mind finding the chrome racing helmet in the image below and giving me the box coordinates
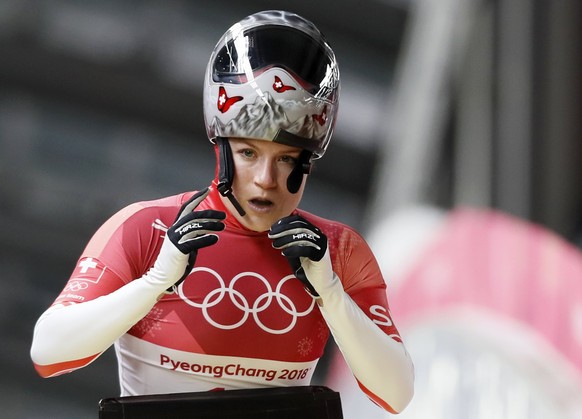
[203,10,340,159]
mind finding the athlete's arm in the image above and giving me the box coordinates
[31,270,174,377]
[31,189,225,377]
[316,277,414,414]
[269,215,414,414]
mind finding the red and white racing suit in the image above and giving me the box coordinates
[31,186,413,413]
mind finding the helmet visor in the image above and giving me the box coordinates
[212,25,337,94]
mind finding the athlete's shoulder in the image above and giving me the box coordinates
[295,209,359,237]
[294,208,370,255]
[111,192,192,224]
[295,209,381,292]
[82,191,197,264]
[88,192,193,243]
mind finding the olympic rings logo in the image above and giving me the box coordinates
[63,281,88,292]
[177,267,315,335]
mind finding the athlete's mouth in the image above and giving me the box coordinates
[248,198,274,210]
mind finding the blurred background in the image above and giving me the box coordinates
[1,0,581,418]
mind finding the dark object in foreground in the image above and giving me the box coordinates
[98,385,343,418]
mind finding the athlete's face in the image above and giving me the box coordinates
[224,138,306,232]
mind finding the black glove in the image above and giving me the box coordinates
[165,188,226,288]
[268,215,328,297]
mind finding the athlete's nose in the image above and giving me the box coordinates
[254,158,278,189]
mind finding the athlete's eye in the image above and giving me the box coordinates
[279,155,298,165]
[239,149,256,159]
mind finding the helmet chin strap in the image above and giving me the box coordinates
[216,138,312,217]
[216,137,246,217]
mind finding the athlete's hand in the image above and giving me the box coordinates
[150,188,225,292]
[268,215,333,297]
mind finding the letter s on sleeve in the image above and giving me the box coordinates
[369,305,393,327]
